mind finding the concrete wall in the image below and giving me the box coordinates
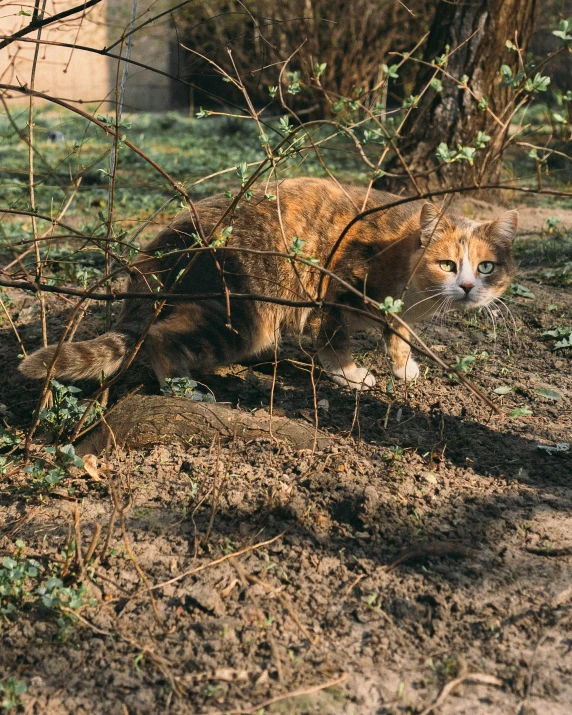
[0,0,183,111]
[0,1,112,107]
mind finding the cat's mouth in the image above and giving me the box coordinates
[453,293,484,308]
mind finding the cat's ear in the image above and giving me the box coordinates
[486,210,518,246]
[419,203,451,247]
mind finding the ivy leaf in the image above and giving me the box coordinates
[554,335,572,350]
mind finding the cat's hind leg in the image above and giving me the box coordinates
[145,300,273,387]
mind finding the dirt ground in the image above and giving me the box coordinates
[1,199,571,715]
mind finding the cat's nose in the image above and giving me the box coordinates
[460,282,474,294]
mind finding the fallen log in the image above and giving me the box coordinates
[77,394,331,454]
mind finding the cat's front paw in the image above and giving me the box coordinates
[331,365,376,391]
[392,357,420,382]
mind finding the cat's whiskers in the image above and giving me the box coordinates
[493,297,518,334]
[488,298,515,350]
[437,297,453,327]
[483,302,497,345]
[429,295,451,327]
[403,289,448,318]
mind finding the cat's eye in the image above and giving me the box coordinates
[478,261,495,274]
[439,260,456,273]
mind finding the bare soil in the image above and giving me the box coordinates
[1,206,571,715]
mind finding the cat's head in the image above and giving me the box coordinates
[411,204,517,309]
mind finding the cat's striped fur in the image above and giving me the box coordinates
[20,178,517,390]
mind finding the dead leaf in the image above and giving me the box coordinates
[83,454,100,481]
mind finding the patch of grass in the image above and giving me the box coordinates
[514,230,572,268]
[0,540,94,638]
[0,108,369,260]
[0,677,27,711]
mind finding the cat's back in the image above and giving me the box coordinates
[146,179,420,271]
[189,178,416,248]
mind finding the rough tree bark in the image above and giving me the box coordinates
[383,0,538,193]
[77,395,331,454]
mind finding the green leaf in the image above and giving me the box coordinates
[378,296,403,314]
[510,405,533,418]
[236,162,249,185]
[510,283,535,299]
[543,327,571,338]
[455,145,476,164]
[532,73,551,92]
[435,142,454,163]
[278,116,291,134]
[382,64,399,80]
[553,19,572,42]
[430,77,443,93]
[554,335,572,350]
[473,131,491,148]
[494,385,513,395]
[286,70,301,94]
[534,388,562,401]
[290,236,305,255]
[433,53,448,67]
[402,94,419,109]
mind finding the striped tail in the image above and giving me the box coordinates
[19,331,134,382]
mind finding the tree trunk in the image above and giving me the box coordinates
[382,0,538,193]
[77,395,331,455]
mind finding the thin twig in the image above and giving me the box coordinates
[419,672,503,715]
[145,532,286,593]
[227,672,348,714]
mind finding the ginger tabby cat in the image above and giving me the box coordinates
[20,178,517,390]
